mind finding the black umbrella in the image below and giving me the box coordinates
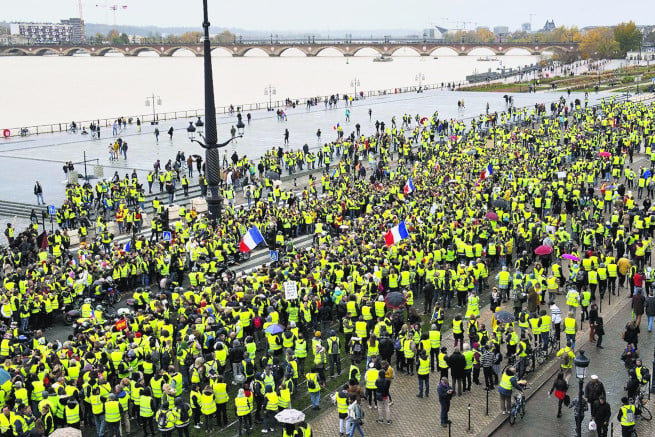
[265,170,280,180]
[384,291,406,309]
[494,310,515,324]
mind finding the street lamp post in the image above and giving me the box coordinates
[145,93,162,125]
[264,85,276,111]
[194,0,242,222]
[351,78,360,99]
[415,73,425,92]
[574,351,590,437]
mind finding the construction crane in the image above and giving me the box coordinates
[76,0,86,41]
[96,3,128,28]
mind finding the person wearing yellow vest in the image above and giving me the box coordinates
[563,311,578,350]
[416,350,431,398]
[498,367,522,415]
[452,315,465,351]
[104,393,123,437]
[364,362,379,409]
[155,402,176,437]
[306,367,323,410]
[262,385,278,433]
[335,386,349,435]
[200,386,216,431]
[234,388,251,436]
[403,332,417,376]
[617,396,638,436]
[64,399,81,429]
[566,288,580,315]
[429,324,441,372]
[140,387,156,436]
[173,397,191,437]
[556,341,576,383]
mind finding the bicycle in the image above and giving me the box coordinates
[548,332,561,356]
[508,382,529,425]
[632,388,652,421]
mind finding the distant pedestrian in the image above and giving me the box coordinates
[136,118,141,133]
[645,291,655,332]
[168,126,174,141]
[34,181,44,205]
[437,377,453,427]
[375,369,391,425]
[154,128,160,143]
[284,128,289,145]
[346,395,364,437]
[548,372,568,418]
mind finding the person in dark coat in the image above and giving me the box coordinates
[593,396,611,437]
[437,377,454,427]
[632,290,646,326]
[548,372,569,417]
[447,350,466,396]
[583,375,606,417]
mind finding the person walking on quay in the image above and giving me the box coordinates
[375,369,391,425]
[593,396,611,437]
[645,290,655,332]
[498,367,522,415]
[632,289,646,326]
[584,375,606,417]
[437,377,453,427]
[346,395,364,437]
[617,396,639,437]
[284,128,289,145]
[556,341,576,383]
[448,348,466,396]
[548,372,569,418]
[154,128,160,144]
[168,126,174,142]
[480,344,495,390]
[416,349,430,398]
[33,181,44,205]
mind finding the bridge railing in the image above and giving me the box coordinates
[1,81,470,138]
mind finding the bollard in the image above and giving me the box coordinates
[448,420,451,437]
[610,421,613,436]
[468,403,471,432]
[486,388,489,416]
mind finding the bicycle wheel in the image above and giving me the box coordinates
[508,407,516,425]
[536,352,546,365]
[640,405,652,421]
[519,403,525,418]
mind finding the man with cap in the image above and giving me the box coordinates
[584,375,606,417]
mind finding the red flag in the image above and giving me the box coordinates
[115,319,127,331]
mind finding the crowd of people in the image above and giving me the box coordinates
[0,92,653,437]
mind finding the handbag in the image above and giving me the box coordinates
[563,394,571,406]
[588,419,597,431]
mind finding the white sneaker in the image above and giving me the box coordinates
[261,430,268,434]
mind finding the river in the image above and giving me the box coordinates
[0,48,541,128]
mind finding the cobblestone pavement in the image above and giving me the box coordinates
[310,279,647,437]
[493,298,654,437]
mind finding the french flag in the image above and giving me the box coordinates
[239,226,265,253]
[384,221,410,247]
[403,177,415,194]
[479,163,493,180]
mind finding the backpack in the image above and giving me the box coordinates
[560,352,570,367]
[353,342,363,354]
[393,339,401,350]
[625,406,635,423]
[178,403,190,422]
[253,317,263,329]
[157,411,169,428]
[307,379,317,390]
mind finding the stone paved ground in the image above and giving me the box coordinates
[493,298,654,437]
[310,283,637,437]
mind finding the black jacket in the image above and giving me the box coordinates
[448,352,466,378]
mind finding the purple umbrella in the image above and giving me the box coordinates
[562,254,580,262]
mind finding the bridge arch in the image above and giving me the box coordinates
[133,46,162,56]
[63,47,91,56]
[278,47,307,57]
[35,47,58,56]
[239,47,270,57]
[430,46,459,56]
[4,47,29,56]
[350,46,382,57]
[314,46,346,56]
[211,46,234,56]
[389,46,421,56]
[467,47,497,56]
[164,47,197,57]
[503,47,532,56]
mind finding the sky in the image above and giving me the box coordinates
[1,0,651,32]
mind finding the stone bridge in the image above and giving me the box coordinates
[0,41,578,57]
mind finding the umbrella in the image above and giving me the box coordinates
[494,310,515,324]
[50,428,82,437]
[420,117,428,125]
[384,291,406,309]
[0,369,9,385]
[598,151,611,157]
[562,254,580,262]
[492,199,509,209]
[534,245,553,255]
[485,211,499,221]
[265,170,281,180]
[275,408,305,425]
[264,324,285,335]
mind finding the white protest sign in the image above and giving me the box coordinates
[284,281,298,300]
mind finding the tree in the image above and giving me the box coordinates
[214,30,236,44]
[579,27,620,59]
[613,21,642,56]
[94,32,104,43]
[178,31,202,44]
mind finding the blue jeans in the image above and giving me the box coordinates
[95,414,105,437]
[648,315,654,332]
[440,400,450,424]
[566,333,576,350]
[348,419,364,437]
[310,392,320,407]
[418,375,429,396]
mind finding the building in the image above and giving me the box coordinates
[9,19,85,43]
[60,18,85,42]
[521,22,532,32]
[422,26,448,40]
[128,34,146,44]
[543,20,556,32]
[493,26,509,36]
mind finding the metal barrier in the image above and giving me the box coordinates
[2,81,469,138]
